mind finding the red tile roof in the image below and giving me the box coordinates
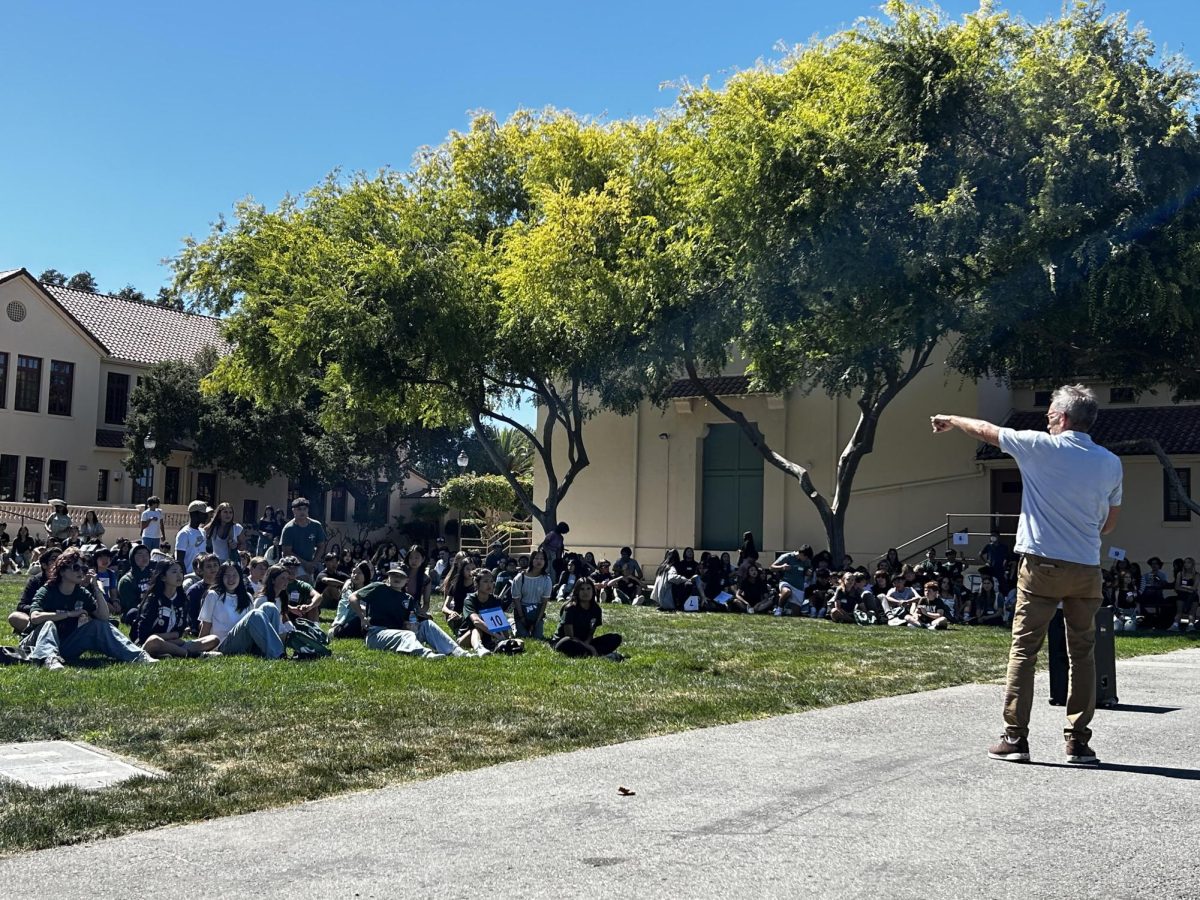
[662,375,764,399]
[978,406,1200,459]
[42,283,226,366]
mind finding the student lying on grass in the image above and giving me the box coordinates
[551,578,624,660]
[351,563,469,659]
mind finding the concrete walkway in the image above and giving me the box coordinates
[4,649,1200,899]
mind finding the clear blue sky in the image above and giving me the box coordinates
[2,1,1194,420]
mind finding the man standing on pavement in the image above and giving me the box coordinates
[280,498,326,581]
[931,384,1122,765]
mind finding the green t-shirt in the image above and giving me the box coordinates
[355,581,417,631]
[280,519,326,563]
[775,552,810,587]
[284,579,315,610]
[118,566,152,610]
[31,584,97,641]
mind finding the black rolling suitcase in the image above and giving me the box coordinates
[1048,605,1118,708]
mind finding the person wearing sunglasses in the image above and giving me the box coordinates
[26,548,158,670]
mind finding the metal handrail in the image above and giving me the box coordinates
[891,524,947,557]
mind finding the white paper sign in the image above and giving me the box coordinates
[478,607,512,633]
[952,531,969,546]
[1107,546,1126,561]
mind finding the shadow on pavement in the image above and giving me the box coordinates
[1028,761,1200,780]
[1105,704,1181,714]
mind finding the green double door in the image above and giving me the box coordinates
[700,423,764,550]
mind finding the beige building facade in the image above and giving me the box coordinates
[536,349,1200,570]
[0,268,433,547]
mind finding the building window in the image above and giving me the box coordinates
[330,486,347,522]
[1032,390,1052,408]
[132,466,154,505]
[47,459,67,501]
[105,372,130,425]
[242,499,258,526]
[97,469,110,502]
[0,351,8,408]
[1109,387,1137,404]
[0,455,17,501]
[1165,468,1192,523]
[165,466,181,505]
[14,355,42,412]
[196,472,217,505]
[47,360,75,416]
[23,457,43,502]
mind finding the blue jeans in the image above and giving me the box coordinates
[515,606,544,640]
[142,537,161,550]
[366,620,466,657]
[219,605,285,659]
[29,619,144,663]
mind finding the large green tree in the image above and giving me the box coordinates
[123,349,465,509]
[636,1,1200,558]
[172,111,658,535]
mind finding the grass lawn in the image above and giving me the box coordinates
[0,578,1193,856]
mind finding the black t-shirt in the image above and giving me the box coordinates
[356,582,417,631]
[554,600,602,643]
[18,571,48,613]
[738,579,767,605]
[30,584,97,641]
[12,534,35,555]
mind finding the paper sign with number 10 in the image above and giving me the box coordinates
[479,608,511,633]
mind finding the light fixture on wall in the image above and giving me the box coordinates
[112,471,122,482]
[456,451,469,470]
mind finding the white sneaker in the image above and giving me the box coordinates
[423,652,447,660]
[772,608,783,617]
[1125,617,1137,632]
[475,646,492,657]
[134,652,159,664]
[44,656,66,671]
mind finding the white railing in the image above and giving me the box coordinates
[0,501,190,543]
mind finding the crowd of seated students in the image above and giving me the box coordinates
[8,500,1199,673]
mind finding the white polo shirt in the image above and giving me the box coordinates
[998,428,1123,566]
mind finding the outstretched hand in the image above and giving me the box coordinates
[930,415,954,433]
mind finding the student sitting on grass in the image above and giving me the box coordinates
[9,546,62,636]
[117,544,153,627]
[405,545,433,615]
[457,568,513,656]
[511,549,553,639]
[551,578,624,659]
[199,562,286,659]
[967,576,1005,626]
[27,548,158,670]
[138,560,221,658]
[607,550,645,605]
[883,573,919,624]
[91,546,120,613]
[184,553,222,634]
[733,562,769,614]
[352,563,468,659]
[279,556,322,622]
[771,545,812,615]
[905,581,950,630]
[332,561,373,639]
[554,555,587,601]
[440,554,474,632]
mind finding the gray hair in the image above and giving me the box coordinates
[1050,384,1098,431]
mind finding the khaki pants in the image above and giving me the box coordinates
[1004,555,1102,741]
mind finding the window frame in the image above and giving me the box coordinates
[97,469,110,502]
[14,355,42,412]
[22,456,44,503]
[0,454,18,501]
[104,372,130,425]
[47,359,75,416]
[47,459,68,501]
[0,351,8,408]
[132,465,154,506]
[1164,467,1192,523]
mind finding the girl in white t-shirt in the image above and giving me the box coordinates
[198,562,286,658]
[205,502,245,563]
[140,497,165,550]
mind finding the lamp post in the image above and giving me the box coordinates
[456,450,469,552]
[141,434,157,505]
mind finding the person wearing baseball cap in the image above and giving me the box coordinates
[350,563,468,659]
[280,498,326,580]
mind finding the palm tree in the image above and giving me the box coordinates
[493,427,534,479]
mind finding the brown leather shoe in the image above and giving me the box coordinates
[1065,738,1099,764]
[988,734,1030,762]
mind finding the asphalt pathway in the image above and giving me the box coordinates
[3,648,1200,898]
